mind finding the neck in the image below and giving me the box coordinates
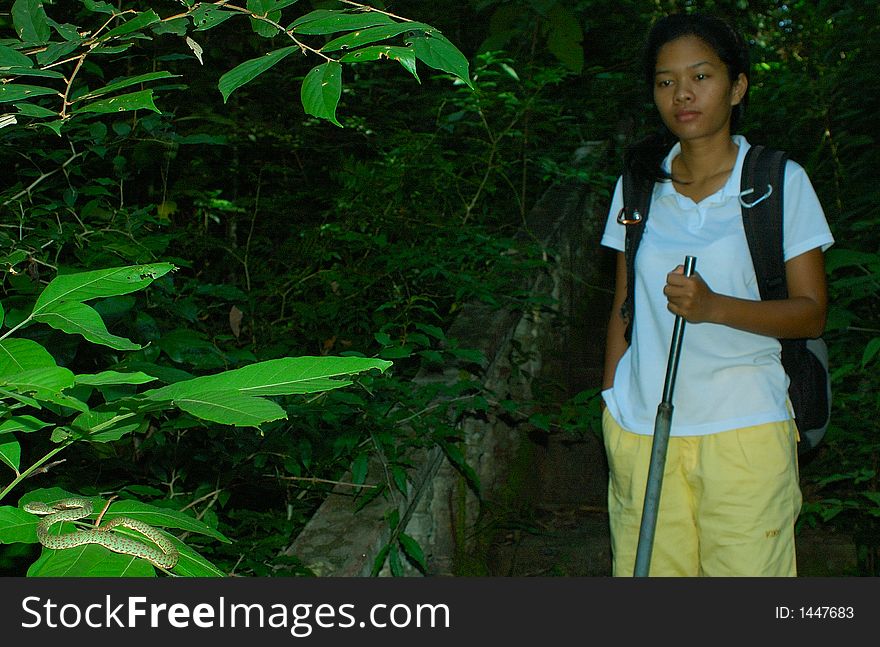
[673,134,739,183]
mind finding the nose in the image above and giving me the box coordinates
[675,80,694,103]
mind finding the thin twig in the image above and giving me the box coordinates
[242,169,262,294]
[2,149,84,207]
[269,475,378,489]
[179,488,225,514]
[218,3,330,60]
[339,0,417,23]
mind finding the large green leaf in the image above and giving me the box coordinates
[0,438,21,471]
[0,367,87,413]
[1,249,30,265]
[18,487,85,509]
[0,415,50,436]
[2,66,65,79]
[398,532,427,572]
[31,264,175,316]
[0,505,38,543]
[438,439,481,495]
[190,5,236,31]
[82,0,114,14]
[301,61,342,127]
[91,44,134,56]
[351,453,368,485]
[408,33,474,89]
[146,356,392,399]
[172,390,287,427]
[105,500,229,542]
[247,0,282,37]
[33,301,142,351]
[0,44,34,67]
[110,361,194,386]
[321,22,434,52]
[152,17,189,36]
[72,71,178,103]
[861,338,880,368]
[101,9,160,39]
[12,0,50,43]
[35,39,81,66]
[340,45,419,80]
[0,84,58,104]
[218,46,298,103]
[27,544,158,577]
[73,89,161,115]
[0,366,76,400]
[13,102,57,117]
[75,371,157,387]
[47,19,81,41]
[165,543,227,577]
[0,388,41,409]
[546,5,584,73]
[289,9,395,35]
[0,339,57,376]
[143,356,390,426]
[47,528,227,576]
[37,391,90,413]
[70,410,144,443]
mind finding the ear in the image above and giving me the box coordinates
[731,72,748,106]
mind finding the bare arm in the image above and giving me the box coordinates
[603,251,630,392]
[664,247,828,339]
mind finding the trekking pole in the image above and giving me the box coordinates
[633,255,697,577]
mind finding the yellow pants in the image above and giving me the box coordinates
[602,408,802,577]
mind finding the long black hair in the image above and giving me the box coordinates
[624,13,751,184]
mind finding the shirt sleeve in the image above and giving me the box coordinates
[600,175,626,253]
[782,160,835,261]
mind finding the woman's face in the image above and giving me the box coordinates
[652,35,747,144]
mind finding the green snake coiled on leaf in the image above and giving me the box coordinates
[24,498,179,570]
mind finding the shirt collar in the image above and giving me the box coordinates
[655,135,752,205]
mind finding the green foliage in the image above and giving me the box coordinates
[0,0,514,579]
[475,0,586,73]
[733,1,880,550]
[0,262,392,575]
[2,1,472,136]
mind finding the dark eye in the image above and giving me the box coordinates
[695,73,707,81]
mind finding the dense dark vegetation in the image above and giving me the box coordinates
[1,0,877,576]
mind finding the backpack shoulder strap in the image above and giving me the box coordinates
[740,144,789,301]
[621,164,653,344]
[741,146,830,442]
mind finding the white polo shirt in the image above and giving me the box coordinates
[601,135,834,436]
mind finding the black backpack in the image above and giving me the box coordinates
[619,145,831,454]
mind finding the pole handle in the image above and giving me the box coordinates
[683,255,696,278]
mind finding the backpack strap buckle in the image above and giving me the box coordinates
[739,184,774,208]
[617,207,643,225]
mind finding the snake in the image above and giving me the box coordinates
[24,498,179,570]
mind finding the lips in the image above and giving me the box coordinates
[675,110,700,123]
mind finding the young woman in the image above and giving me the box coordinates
[600,13,834,576]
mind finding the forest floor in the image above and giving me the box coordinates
[469,248,862,578]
